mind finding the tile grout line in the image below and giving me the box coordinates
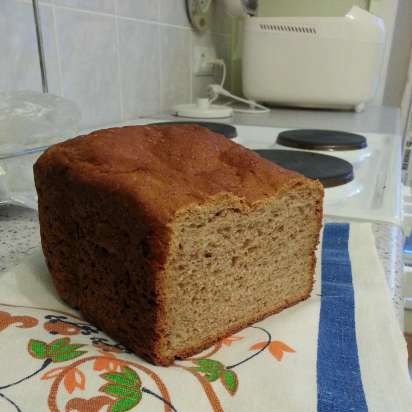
[190,32,194,103]
[37,3,192,31]
[157,0,161,22]
[113,0,125,121]
[158,21,163,112]
[156,0,162,114]
[51,4,64,97]
[22,1,230,35]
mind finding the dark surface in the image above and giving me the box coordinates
[148,121,237,139]
[255,150,354,188]
[277,129,367,151]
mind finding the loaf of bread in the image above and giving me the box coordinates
[34,124,323,366]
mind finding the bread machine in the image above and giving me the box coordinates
[235,3,386,112]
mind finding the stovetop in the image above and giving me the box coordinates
[232,124,401,225]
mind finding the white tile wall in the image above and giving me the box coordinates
[160,26,191,111]
[116,0,159,21]
[0,0,232,129]
[117,19,160,120]
[54,0,115,14]
[159,0,189,27]
[54,8,122,128]
[0,0,41,92]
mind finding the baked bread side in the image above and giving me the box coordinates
[34,157,167,361]
[34,125,323,365]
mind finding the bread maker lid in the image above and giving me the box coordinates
[243,6,385,44]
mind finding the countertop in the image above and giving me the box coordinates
[153,104,401,135]
[0,105,405,325]
[230,105,402,135]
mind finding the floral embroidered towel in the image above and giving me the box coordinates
[0,223,411,412]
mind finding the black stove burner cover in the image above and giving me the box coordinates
[255,150,354,188]
[148,121,237,139]
[277,129,367,151]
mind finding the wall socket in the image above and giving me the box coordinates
[193,46,217,76]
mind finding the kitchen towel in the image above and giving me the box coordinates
[0,223,411,412]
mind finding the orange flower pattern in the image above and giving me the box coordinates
[44,320,81,336]
[93,342,123,354]
[93,352,125,373]
[221,336,243,346]
[63,368,86,394]
[0,311,38,332]
[65,395,112,412]
[250,341,295,361]
[42,367,68,380]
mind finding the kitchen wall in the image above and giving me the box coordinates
[0,0,232,129]
[383,0,412,107]
[259,0,369,16]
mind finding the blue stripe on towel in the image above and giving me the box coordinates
[317,223,368,412]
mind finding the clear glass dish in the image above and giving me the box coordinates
[0,91,80,209]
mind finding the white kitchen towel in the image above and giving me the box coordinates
[0,223,411,412]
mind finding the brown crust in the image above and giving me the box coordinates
[34,124,324,366]
[36,124,310,223]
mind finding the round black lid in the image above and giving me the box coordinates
[148,121,237,139]
[254,150,354,188]
[277,129,367,151]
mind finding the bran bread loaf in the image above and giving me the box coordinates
[34,124,324,366]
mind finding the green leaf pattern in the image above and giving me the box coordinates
[123,367,141,387]
[111,394,141,412]
[48,337,70,353]
[28,339,47,359]
[221,370,239,395]
[102,372,135,387]
[25,334,245,409]
[26,339,160,411]
[102,383,135,398]
[100,367,143,412]
[28,338,86,363]
[192,359,239,396]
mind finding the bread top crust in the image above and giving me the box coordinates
[35,124,322,222]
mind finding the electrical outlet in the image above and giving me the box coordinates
[193,46,216,76]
